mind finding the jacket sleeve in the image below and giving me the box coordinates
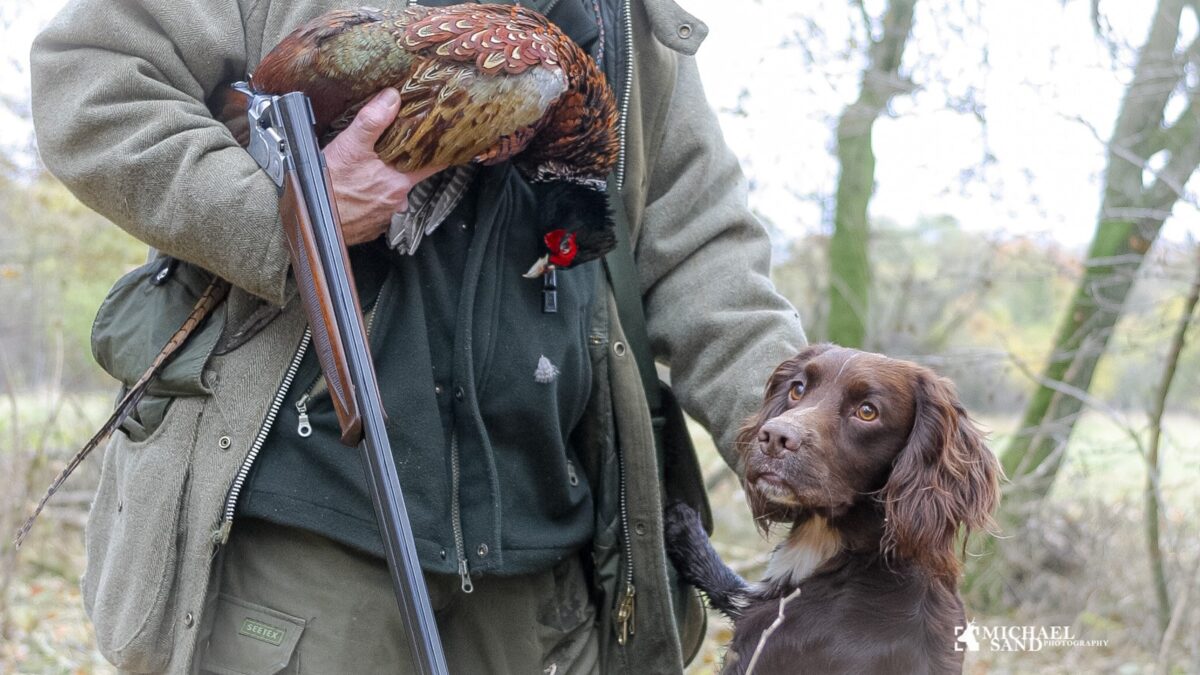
[30,0,291,305]
[637,54,807,467]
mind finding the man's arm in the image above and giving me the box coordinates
[638,55,807,467]
[31,2,429,304]
[31,0,292,303]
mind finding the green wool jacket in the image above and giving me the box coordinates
[31,0,807,673]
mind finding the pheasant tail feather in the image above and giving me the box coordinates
[13,277,230,549]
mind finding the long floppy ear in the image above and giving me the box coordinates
[734,344,835,461]
[880,370,1001,579]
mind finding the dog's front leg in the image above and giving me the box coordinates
[663,502,751,618]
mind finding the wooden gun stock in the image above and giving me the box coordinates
[279,168,368,446]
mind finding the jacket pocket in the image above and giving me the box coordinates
[92,257,227,400]
[81,395,204,672]
[198,595,306,675]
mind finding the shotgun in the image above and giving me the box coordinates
[235,82,449,675]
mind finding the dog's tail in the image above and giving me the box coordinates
[664,501,751,618]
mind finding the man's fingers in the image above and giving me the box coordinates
[341,88,401,149]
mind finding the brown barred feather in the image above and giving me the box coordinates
[13,277,230,549]
[247,4,618,184]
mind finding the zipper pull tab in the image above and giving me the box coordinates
[615,582,636,645]
[295,394,313,438]
[458,559,474,594]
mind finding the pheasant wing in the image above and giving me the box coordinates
[251,6,571,173]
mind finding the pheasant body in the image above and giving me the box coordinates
[251,5,619,189]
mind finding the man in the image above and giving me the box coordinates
[31,0,805,672]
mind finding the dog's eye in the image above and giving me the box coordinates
[855,403,879,421]
[788,381,806,401]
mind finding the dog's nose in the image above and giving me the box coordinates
[758,419,801,457]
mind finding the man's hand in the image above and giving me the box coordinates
[324,88,441,246]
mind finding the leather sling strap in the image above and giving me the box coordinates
[602,187,662,414]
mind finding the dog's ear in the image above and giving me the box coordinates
[735,344,834,460]
[880,370,1001,578]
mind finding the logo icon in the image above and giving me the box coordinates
[955,619,981,652]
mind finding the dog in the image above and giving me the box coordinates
[665,344,1000,674]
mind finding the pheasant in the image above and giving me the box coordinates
[226,4,620,277]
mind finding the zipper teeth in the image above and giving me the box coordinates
[618,445,634,587]
[615,0,634,191]
[616,0,635,590]
[222,328,312,525]
[449,430,473,593]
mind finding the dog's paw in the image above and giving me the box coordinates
[663,501,705,551]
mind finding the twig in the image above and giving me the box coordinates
[744,588,801,675]
[1144,245,1200,634]
[1155,552,1200,675]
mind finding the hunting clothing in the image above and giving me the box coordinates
[31,0,807,672]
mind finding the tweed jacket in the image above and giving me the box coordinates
[31,0,807,672]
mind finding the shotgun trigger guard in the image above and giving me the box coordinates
[234,81,287,187]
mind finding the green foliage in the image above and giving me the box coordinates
[770,217,1196,415]
[0,170,145,391]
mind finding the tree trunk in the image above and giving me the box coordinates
[1000,0,1200,500]
[827,0,917,348]
[965,0,1200,608]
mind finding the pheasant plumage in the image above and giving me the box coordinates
[236,4,620,273]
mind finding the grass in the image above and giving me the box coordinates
[2,397,1197,673]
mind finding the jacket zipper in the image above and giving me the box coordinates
[222,296,379,533]
[614,0,634,191]
[612,0,638,645]
[449,429,474,593]
[614,439,636,645]
[220,327,312,539]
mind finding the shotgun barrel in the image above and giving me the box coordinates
[238,84,449,675]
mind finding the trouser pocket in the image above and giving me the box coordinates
[198,595,306,675]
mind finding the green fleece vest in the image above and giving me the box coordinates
[240,163,599,578]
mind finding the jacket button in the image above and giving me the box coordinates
[218,436,232,450]
[634,521,647,536]
[613,341,627,357]
[677,23,693,39]
[477,544,489,557]
[454,387,465,401]
[439,548,447,560]
[434,384,444,396]
[183,612,195,628]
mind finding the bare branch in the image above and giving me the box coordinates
[1155,553,1200,675]
[1143,245,1200,633]
[1000,333,1143,451]
[744,588,803,675]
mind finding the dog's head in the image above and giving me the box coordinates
[736,344,1001,577]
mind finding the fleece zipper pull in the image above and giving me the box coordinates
[457,559,474,594]
[295,394,313,438]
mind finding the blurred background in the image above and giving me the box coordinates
[1,0,1197,673]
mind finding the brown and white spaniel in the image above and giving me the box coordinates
[666,344,1001,675]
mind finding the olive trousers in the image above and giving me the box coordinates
[195,519,599,675]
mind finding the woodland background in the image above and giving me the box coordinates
[1,0,1198,673]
